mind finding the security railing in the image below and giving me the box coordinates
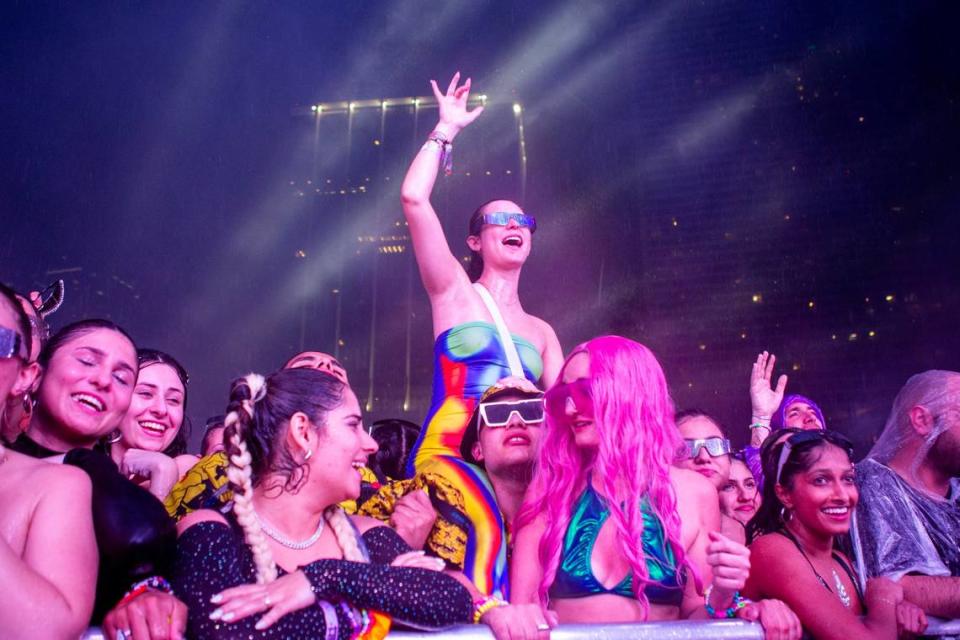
[80,617,960,639]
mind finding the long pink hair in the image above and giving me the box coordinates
[516,335,694,616]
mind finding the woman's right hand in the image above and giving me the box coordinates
[121,448,180,498]
[430,72,484,140]
[482,603,556,640]
[750,351,787,421]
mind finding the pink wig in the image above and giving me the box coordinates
[516,336,694,616]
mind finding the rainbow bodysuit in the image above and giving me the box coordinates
[409,321,543,598]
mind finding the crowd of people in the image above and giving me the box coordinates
[1,74,958,640]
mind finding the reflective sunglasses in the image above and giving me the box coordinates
[0,327,26,360]
[479,398,545,427]
[544,378,593,420]
[472,212,537,235]
[685,437,732,459]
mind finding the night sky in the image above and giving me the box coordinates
[2,1,957,454]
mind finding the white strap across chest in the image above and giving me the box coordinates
[472,282,525,378]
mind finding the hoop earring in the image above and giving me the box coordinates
[780,506,792,522]
[21,393,32,413]
[106,430,123,445]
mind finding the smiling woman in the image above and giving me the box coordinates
[399,72,563,600]
[7,319,183,631]
[744,430,927,639]
[109,348,199,499]
[171,367,473,639]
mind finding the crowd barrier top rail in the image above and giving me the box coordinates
[80,617,960,640]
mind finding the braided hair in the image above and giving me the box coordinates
[223,369,369,583]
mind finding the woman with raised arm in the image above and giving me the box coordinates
[0,282,97,639]
[400,72,563,598]
[171,367,473,639]
[745,351,827,490]
[512,337,802,640]
[745,429,927,639]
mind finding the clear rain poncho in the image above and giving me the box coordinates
[851,370,960,587]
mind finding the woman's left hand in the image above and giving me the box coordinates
[895,600,928,637]
[210,570,315,630]
[706,530,751,593]
[738,598,802,640]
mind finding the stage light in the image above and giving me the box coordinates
[311,105,318,112]
[349,102,356,112]
[885,294,895,302]
[381,100,388,109]
[513,103,522,115]
[752,293,762,303]
[414,98,421,107]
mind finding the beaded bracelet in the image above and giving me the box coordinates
[118,576,174,607]
[704,585,750,618]
[748,422,771,430]
[472,595,508,623]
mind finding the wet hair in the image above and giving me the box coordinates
[675,409,729,438]
[746,429,854,544]
[367,418,421,482]
[135,349,191,457]
[0,282,33,358]
[223,369,368,583]
[38,319,137,369]
[516,336,696,615]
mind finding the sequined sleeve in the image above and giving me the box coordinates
[303,525,473,629]
[172,521,471,639]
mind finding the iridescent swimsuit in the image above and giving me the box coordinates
[409,321,543,598]
[550,484,685,606]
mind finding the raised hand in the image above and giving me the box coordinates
[750,351,787,422]
[430,72,484,139]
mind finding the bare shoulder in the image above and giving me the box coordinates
[748,532,795,562]
[8,452,89,491]
[177,508,230,535]
[670,466,716,504]
[351,514,389,534]
[174,454,200,477]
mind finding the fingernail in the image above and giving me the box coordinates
[255,620,268,631]
[209,608,223,621]
[222,612,235,622]
[210,594,223,604]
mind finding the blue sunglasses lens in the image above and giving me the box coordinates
[480,212,537,233]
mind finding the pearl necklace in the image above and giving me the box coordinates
[254,510,325,550]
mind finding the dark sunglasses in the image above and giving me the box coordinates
[0,327,26,359]
[544,378,593,420]
[775,430,853,485]
[479,398,545,427]
[685,437,732,459]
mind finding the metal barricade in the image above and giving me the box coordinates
[81,618,960,639]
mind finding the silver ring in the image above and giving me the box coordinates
[264,595,272,607]
[117,630,132,640]
[537,623,550,631]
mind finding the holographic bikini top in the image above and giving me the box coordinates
[549,484,685,606]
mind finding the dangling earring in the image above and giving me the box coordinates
[106,430,123,444]
[780,506,792,522]
[304,449,313,461]
[21,393,32,414]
